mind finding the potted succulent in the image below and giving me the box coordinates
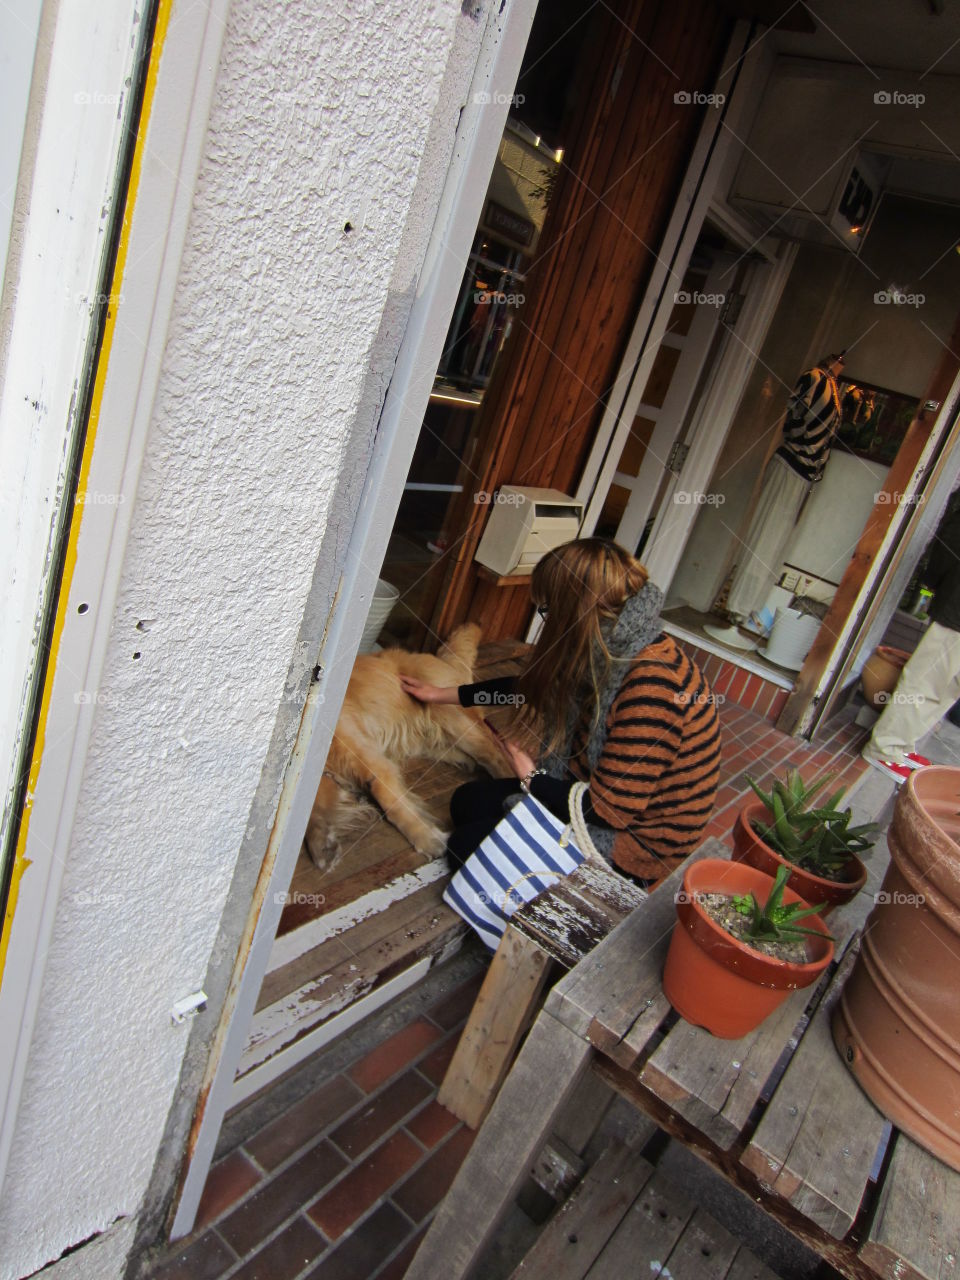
[663,859,834,1039]
[733,770,876,910]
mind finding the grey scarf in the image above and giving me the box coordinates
[543,580,665,860]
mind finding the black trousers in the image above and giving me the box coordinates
[446,777,521,869]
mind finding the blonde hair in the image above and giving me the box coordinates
[510,538,649,757]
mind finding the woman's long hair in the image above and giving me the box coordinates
[510,538,649,758]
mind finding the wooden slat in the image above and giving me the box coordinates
[640,837,890,1149]
[640,980,820,1150]
[547,842,720,1063]
[725,1248,782,1280]
[515,864,647,967]
[586,1167,698,1279]
[438,926,552,1129]
[859,1132,960,1280]
[654,1205,742,1279]
[741,947,890,1240]
[404,1011,593,1280]
[511,1142,656,1280]
[257,880,453,1010]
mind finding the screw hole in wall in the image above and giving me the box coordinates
[343,221,353,233]
[132,651,141,661]
[77,603,89,614]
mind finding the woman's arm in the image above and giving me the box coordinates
[399,674,518,707]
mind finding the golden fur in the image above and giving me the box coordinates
[306,624,509,869]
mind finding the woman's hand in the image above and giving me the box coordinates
[497,737,537,782]
[400,675,459,705]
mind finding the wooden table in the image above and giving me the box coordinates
[406,838,960,1280]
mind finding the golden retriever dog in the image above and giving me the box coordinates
[306,624,510,869]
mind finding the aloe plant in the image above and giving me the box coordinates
[747,769,878,878]
[731,864,829,946]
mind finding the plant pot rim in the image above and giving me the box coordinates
[740,800,868,889]
[680,857,833,982]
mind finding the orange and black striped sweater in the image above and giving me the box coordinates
[461,635,721,881]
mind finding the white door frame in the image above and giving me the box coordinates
[168,0,541,1238]
[640,240,797,589]
[0,0,233,1203]
[576,21,769,529]
[610,249,743,553]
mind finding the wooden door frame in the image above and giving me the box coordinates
[431,11,755,643]
[778,313,960,737]
[574,26,771,530]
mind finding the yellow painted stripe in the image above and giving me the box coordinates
[0,0,174,983]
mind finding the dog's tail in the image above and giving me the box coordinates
[438,623,482,682]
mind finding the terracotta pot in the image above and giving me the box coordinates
[833,766,960,1172]
[663,857,834,1039]
[860,645,911,710]
[732,802,868,912]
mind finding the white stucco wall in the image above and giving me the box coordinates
[0,0,479,1274]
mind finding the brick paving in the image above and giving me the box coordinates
[144,697,868,1280]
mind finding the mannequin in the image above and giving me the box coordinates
[705,352,846,649]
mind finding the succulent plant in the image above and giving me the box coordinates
[747,769,878,878]
[731,864,829,945]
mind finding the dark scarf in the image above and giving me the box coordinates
[544,580,665,860]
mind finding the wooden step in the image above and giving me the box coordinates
[239,879,465,1081]
[511,1140,781,1280]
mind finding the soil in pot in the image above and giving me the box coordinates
[697,893,808,964]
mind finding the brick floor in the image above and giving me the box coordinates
[143,696,869,1280]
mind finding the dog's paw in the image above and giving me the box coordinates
[415,826,450,857]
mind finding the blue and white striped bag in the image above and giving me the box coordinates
[443,781,600,950]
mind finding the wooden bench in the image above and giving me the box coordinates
[438,860,648,1129]
[511,1138,780,1279]
[408,837,960,1280]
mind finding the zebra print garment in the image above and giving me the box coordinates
[774,365,842,483]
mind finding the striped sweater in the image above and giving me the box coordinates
[564,635,720,881]
[775,365,842,483]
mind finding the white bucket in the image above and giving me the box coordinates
[764,606,821,671]
[357,579,400,654]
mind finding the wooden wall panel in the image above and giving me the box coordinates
[432,0,732,643]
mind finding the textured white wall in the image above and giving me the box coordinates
[0,0,471,1275]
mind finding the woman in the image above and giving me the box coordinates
[401,538,721,887]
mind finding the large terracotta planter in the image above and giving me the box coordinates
[663,858,834,1039]
[833,766,960,1172]
[733,802,868,912]
[860,645,910,710]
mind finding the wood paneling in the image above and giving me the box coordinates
[431,0,732,643]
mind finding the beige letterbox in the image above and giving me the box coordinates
[474,486,584,576]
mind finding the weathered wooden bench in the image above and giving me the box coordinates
[438,860,648,1129]
[511,1139,780,1280]
[408,837,960,1280]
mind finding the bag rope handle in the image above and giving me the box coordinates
[567,780,606,867]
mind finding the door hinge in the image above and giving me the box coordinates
[720,292,745,326]
[666,441,690,474]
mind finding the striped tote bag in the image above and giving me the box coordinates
[443,782,603,950]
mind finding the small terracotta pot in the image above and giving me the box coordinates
[663,857,834,1039]
[732,802,868,912]
[833,766,960,1172]
[860,645,911,710]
